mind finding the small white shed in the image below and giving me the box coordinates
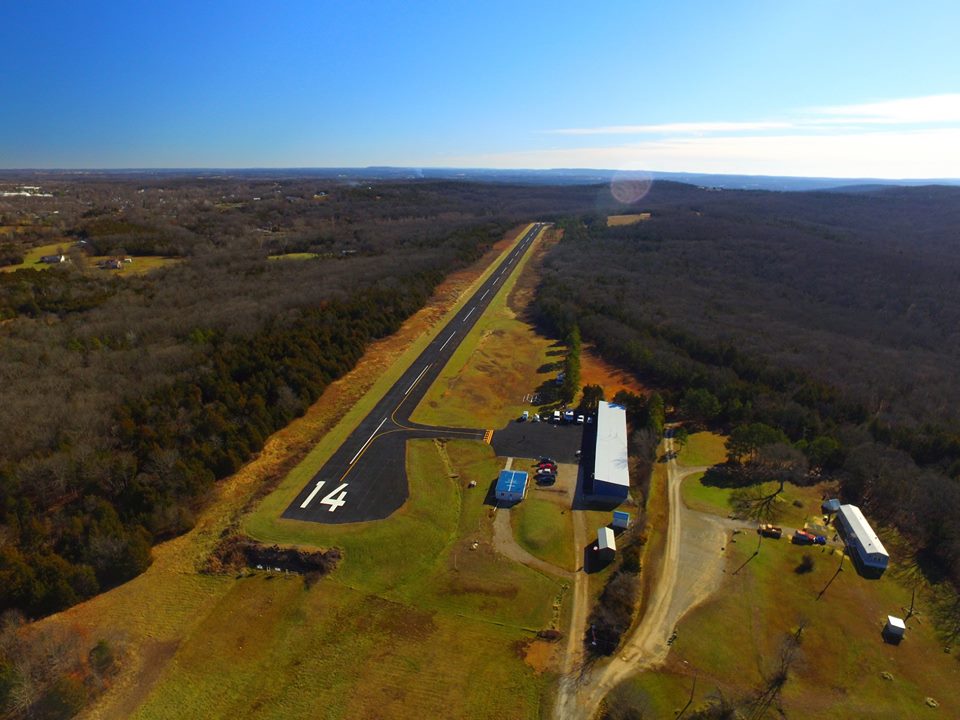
[597,526,617,553]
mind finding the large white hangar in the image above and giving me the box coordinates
[592,401,630,501]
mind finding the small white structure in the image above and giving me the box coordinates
[837,504,889,573]
[884,615,906,643]
[597,526,617,553]
[612,511,631,529]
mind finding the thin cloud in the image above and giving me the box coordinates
[808,93,960,125]
[548,121,793,135]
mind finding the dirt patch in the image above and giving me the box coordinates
[580,346,648,399]
[518,638,560,674]
[607,213,651,226]
[100,639,179,720]
[203,534,341,576]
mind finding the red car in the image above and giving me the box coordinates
[792,530,816,545]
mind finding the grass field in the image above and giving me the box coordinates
[130,439,559,719]
[267,252,320,261]
[680,472,827,529]
[410,227,551,429]
[615,535,960,718]
[512,487,576,572]
[607,213,651,226]
[679,471,731,516]
[677,431,727,467]
[0,241,179,274]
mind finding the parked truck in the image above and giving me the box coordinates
[757,523,783,539]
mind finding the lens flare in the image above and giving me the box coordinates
[610,170,653,204]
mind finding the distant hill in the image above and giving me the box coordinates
[3,167,959,192]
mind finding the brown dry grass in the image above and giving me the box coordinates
[607,213,651,226]
[580,346,648,399]
[33,224,531,719]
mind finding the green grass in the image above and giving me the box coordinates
[680,471,731,516]
[246,226,535,532]
[625,538,960,719]
[0,241,180,274]
[410,226,549,429]
[677,431,727,467]
[0,241,70,271]
[512,491,575,572]
[137,438,559,719]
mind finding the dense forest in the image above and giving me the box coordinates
[0,176,618,619]
[533,183,960,595]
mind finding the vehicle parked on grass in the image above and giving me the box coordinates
[792,530,816,545]
[757,523,783,539]
[813,535,827,545]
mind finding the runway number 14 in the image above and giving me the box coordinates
[320,483,348,512]
[299,480,348,511]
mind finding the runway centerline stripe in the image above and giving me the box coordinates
[349,416,388,466]
[480,288,489,300]
[462,306,475,323]
[439,332,455,352]
[299,480,326,509]
[404,364,432,396]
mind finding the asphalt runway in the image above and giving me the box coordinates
[282,223,545,524]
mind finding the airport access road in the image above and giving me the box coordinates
[281,223,546,524]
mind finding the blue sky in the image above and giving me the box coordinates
[2,0,959,176]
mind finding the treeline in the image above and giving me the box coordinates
[0,214,510,619]
[534,194,960,591]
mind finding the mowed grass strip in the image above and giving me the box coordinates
[131,578,550,720]
[246,225,535,532]
[512,491,576,572]
[134,439,558,719]
[411,226,552,429]
[677,431,727,467]
[681,473,825,529]
[635,536,960,718]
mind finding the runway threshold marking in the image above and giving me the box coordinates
[349,416,388,466]
[404,364,432,396]
[483,429,494,444]
[300,480,326,508]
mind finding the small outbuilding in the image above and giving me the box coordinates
[822,498,841,514]
[597,526,617,555]
[495,469,528,503]
[612,511,631,529]
[883,615,906,644]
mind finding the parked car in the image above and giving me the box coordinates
[813,535,827,545]
[586,416,593,424]
[538,456,555,465]
[757,523,783,539]
[577,414,585,424]
[519,411,529,422]
[563,410,575,423]
[792,530,816,545]
[536,473,556,486]
[531,413,541,422]
[552,410,561,423]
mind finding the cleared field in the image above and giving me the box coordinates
[679,471,730,516]
[267,252,320,261]
[512,488,576,572]
[123,439,559,719]
[0,240,179,274]
[615,535,960,718]
[607,213,651,226]
[681,473,826,529]
[579,346,648,399]
[677,431,727,467]
[410,227,552,429]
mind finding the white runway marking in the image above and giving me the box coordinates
[480,288,489,300]
[300,480,326,508]
[349,416,387,466]
[439,332,455,351]
[462,306,475,323]
[404,364,431,396]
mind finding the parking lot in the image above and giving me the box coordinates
[491,415,595,466]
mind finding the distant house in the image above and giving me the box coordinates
[40,254,66,264]
[837,504,889,574]
[495,469,528,503]
[98,258,123,270]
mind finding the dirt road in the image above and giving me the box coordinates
[569,430,730,718]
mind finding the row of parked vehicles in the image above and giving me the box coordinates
[519,409,591,424]
[535,457,557,485]
[757,524,827,545]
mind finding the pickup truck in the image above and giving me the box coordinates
[757,523,783,539]
[792,530,816,545]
